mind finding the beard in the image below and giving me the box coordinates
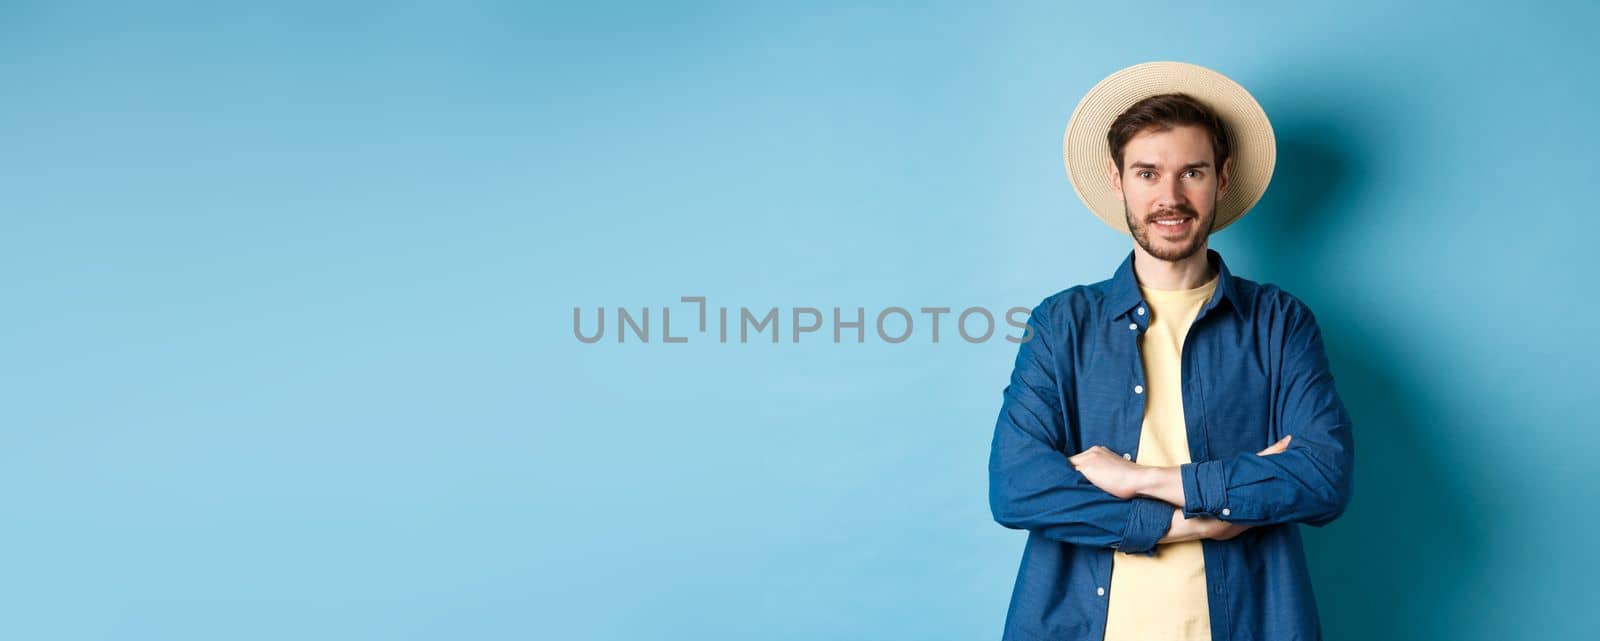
[1123,196,1215,262]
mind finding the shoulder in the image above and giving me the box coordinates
[1232,274,1323,331]
[1038,283,1104,315]
[1026,277,1117,335]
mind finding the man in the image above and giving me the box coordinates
[988,61,1354,641]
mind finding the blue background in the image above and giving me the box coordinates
[4,1,1596,639]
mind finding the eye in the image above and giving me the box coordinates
[1184,169,1203,178]
[1137,170,1154,179]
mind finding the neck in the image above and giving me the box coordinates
[1132,242,1215,290]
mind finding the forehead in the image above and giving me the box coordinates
[1122,124,1215,164]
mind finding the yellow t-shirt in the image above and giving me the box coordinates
[1102,272,1219,641]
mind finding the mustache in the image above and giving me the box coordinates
[1146,205,1198,221]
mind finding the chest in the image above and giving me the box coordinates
[1059,313,1279,461]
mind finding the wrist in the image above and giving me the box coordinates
[1128,464,1165,498]
[1132,464,1185,507]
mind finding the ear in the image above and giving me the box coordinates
[1106,158,1122,194]
[1217,156,1233,200]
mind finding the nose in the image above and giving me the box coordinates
[1155,174,1188,210]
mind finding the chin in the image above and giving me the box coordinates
[1142,237,1205,261]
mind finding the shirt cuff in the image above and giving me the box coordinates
[1180,460,1228,517]
[1116,497,1173,556]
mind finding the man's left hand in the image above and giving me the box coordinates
[1067,445,1144,499]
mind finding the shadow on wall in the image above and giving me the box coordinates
[1229,106,1485,640]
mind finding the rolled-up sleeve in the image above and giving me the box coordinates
[989,299,1172,555]
[1179,297,1355,527]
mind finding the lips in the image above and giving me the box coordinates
[1149,216,1194,234]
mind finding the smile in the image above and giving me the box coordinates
[1150,217,1193,232]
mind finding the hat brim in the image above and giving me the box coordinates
[1063,61,1276,235]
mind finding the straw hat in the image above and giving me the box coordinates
[1063,61,1276,235]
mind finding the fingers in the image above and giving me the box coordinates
[1256,434,1292,456]
[1070,445,1112,462]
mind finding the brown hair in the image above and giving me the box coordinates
[1107,92,1231,173]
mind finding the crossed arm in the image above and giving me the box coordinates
[989,298,1354,554]
[1067,437,1290,544]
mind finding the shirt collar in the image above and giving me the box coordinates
[1106,247,1250,321]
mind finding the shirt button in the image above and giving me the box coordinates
[1133,384,1144,394]
[1123,453,1132,460]
[1221,508,1232,517]
[1137,307,1146,316]
[1097,587,1106,596]
[1128,322,1138,331]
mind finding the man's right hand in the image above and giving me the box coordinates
[1159,510,1249,544]
[1200,517,1251,540]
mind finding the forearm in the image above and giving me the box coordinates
[1140,468,1248,546]
[1178,445,1352,526]
[1125,452,1347,526]
[1132,465,1186,508]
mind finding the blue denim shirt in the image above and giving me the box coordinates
[988,248,1355,641]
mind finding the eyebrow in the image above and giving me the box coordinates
[1128,161,1213,170]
